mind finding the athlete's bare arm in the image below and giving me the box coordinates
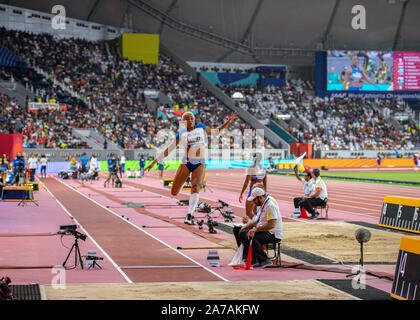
[205,113,237,136]
[146,138,179,172]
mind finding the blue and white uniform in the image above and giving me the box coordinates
[248,164,266,197]
[348,65,363,91]
[176,123,207,172]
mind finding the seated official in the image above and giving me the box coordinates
[292,166,314,217]
[233,182,266,247]
[237,187,283,268]
[299,168,328,220]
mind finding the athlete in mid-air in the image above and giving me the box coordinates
[146,111,237,225]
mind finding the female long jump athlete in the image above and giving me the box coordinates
[239,152,267,220]
[146,111,237,225]
[343,54,379,91]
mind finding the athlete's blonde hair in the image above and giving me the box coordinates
[181,112,195,121]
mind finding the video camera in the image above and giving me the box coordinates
[197,216,218,234]
[111,164,119,173]
[58,225,87,241]
[197,202,211,213]
[220,208,234,222]
[218,200,229,207]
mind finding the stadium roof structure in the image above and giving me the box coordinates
[6,0,420,64]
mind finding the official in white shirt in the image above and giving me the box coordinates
[300,168,328,220]
[238,187,283,268]
[27,154,38,182]
[292,166,314,217]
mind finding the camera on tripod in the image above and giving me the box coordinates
[58,225,87,270]
[220,208,234,222]
[197,215,218,234]
[58,225,87,241]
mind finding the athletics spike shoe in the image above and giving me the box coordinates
[253,259,273,268]
[308,211,320,220]
[184,214,195,225]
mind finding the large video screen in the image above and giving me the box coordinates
[327,51,420,91]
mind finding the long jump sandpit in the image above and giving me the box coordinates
[281,221,420,263]
[42,280,355,300]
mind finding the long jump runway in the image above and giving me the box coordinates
[44,178,224,283]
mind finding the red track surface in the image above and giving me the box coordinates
[2,168,414,293]
[202,169,420,217]
[44,178,223,283]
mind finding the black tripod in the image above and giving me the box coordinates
[63,237,84,270]
[87,259,102,270]
[17,188,38,207]
[346,241,365,281]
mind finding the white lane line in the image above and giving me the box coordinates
[55,178,230,282]
[131,180,380,219]
[44,181,133,284]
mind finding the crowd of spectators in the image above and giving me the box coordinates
[224,78,419,151]
[2,27,417,152]
[0,93,89,148]
[1,28,269,150]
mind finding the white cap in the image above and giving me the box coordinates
[247,187,265,201]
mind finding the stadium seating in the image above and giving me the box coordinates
[1,26,418,152]
[224,78,419,151]
[0,27,270,150]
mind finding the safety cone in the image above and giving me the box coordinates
[233,239,254,270]
[300,207,308,219]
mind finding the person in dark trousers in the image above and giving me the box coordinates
[299,168,328,220]
[39,155,48,178]
[104,153,118,187]
[79,153,89,181]
[233,183,265,247]
[292,166,314,217]
[237,187,283,268]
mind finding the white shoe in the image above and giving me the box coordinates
[184,214,195,225]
